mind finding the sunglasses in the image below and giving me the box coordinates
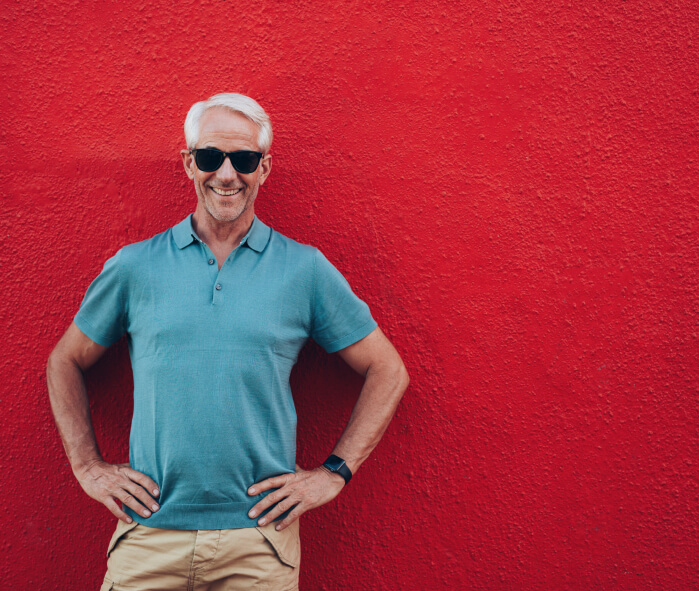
[190,148,264,174]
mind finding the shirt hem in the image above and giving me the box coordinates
[125,502,264,531]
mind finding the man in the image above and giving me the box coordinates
[47,93,409,590]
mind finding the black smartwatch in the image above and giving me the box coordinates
[322,454,352,484]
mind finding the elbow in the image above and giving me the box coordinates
[395,360,410,396]
[46,348,58,379]
[379,352,408,397]
[46,348,62,396]
[365,349,410,398]
[46,345,76,397]
[400,362,410,392]
[47,342,67,374]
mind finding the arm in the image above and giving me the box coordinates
[47,321,160,523]
[248,327,409,530]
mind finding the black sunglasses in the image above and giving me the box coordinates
[190,148,264,174]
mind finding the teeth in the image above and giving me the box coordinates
[212,187,242,196]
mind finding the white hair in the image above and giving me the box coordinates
[184,93,273,152]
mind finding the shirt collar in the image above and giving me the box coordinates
[244,215,272,253]
[172,213,271,253]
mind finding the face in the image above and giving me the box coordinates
[181,107,272,225]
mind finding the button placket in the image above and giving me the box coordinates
[212,275,224,305]
[198,243,223,305]
[206,239,247,306]
[212,248,239,305]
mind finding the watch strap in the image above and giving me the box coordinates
[322,454,352,484]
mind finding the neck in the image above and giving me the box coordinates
[191,205,255,250]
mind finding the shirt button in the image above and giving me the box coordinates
[208,259,215,265]
[215,284,222,290]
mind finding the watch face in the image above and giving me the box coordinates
[324,456,346,471]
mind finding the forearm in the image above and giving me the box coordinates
[46,323,160,522]
[46,353,102,475]
[330,360,409,474]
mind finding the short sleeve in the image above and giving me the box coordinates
[74,249,127,347]
[310,249,377,353]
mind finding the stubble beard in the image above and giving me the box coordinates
[202,186,257,224]
[206,199,247,223]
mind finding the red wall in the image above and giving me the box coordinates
[1,1,697,589]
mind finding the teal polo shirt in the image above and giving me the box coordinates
[74,214,377,530]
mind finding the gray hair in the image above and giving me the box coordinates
[184,93,273,152]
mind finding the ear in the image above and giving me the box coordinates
[181,149,195,180]
[258,153,272,186]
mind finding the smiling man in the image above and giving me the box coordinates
[47,93,409,591]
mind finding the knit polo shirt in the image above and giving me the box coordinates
[74,214,377,530]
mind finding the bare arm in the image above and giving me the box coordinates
[248,327,409,530]
[326,326,410,473]
[47,321,160,523]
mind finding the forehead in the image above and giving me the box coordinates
[197,107,260,151]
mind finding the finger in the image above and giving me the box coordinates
[124,481,160,513]
[274,506,306,531]
[122,467,160,497]
[104,497,134,524]
[116,489,153,519]
[257,495,302,526]
[249,487,292,519]
[248,473,294,496]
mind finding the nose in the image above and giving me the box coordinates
[215,155,238,183]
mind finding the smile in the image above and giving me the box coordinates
[211,187,243,196]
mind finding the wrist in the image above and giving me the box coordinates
[72,456,104,478]
[321,454,353,485]
[319,464,346,484]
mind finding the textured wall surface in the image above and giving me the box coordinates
[1,1,697,589]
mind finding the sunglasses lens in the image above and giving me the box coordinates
[231,151,262,174]
[194,149,225,172]
[193,149,262,173]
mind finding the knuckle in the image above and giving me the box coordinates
[93,483,108,496]
[130,472,145,485]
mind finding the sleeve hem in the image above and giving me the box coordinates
[322,318,378,353]
[74,314,120,348]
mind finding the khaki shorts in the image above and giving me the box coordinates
[100,518,300,591]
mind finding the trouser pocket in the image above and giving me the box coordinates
[255,519,301,568]
[106,519,140,558]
